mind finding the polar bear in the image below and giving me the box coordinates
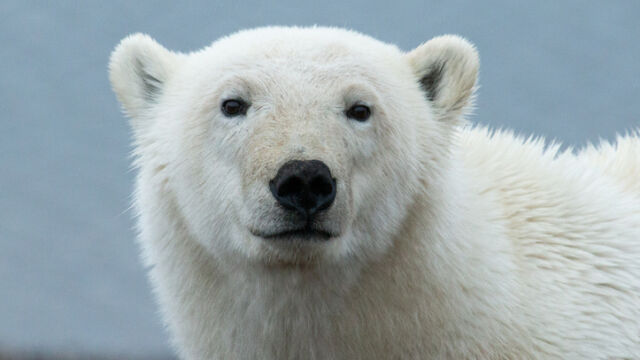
[109,27,640,359]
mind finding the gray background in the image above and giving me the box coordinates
[1,1,639,358]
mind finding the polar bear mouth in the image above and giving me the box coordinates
[252,227,335,241]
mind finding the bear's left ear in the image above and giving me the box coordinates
[406,35,479,122]
[109,33,181,126]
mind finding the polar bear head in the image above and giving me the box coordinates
[110,27,478,268]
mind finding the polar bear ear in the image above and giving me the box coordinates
[109,33,180,124]
[406,35,479,122]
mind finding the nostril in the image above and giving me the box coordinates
[309,176,333,196]
[269,159,337,217]
[277,176,304,198]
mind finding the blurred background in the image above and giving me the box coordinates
[1,1,639,359]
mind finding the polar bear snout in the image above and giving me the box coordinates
[269,160,337,220]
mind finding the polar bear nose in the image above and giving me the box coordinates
[269,160,336,218]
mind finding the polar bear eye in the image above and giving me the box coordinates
[346,104,371,122]
[221,99,248,117]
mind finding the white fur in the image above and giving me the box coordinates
[109,27,640,359]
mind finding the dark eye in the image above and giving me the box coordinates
[221,99,248,117]
[346,104,371,122]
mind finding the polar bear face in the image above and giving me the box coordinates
[110,27,478,268]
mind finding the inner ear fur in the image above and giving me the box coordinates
[406,35,479,122]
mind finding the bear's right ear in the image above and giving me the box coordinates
[109,34,180,125]
[406,35,479,123]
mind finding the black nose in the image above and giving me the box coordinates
[269,160,336,218]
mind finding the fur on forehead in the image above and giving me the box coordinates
[199,26,404,62]
[184,27,411,98]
